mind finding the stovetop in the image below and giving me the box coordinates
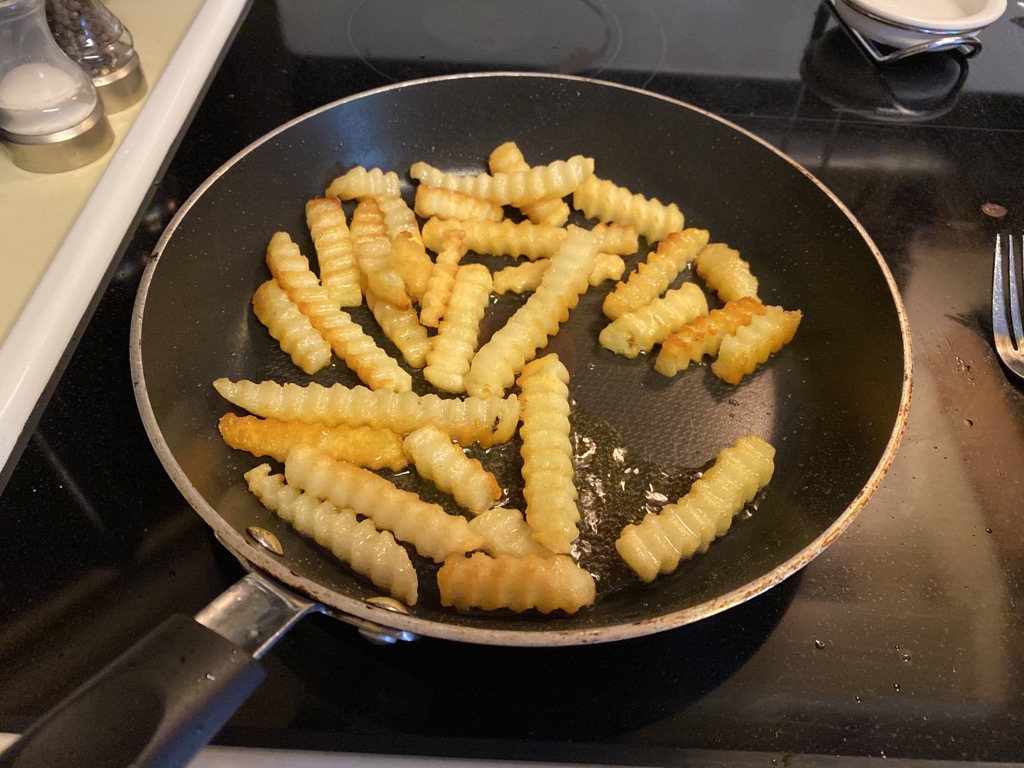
[2,1,1024,764]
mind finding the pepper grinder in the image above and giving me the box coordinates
[46,0,146,113]
[0,0,113,172]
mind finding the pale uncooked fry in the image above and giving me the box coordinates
[572,174,685,244]
[403,425,501,514]
[423,264,493,394]
[465,226,597,398]
[695,242,759,302]
[350,198,410,309]
[305,197,362,308]
[244,464,418,605]
[414,184,504,223]
[598,282,709,359]
[615,436,775,582]
[378,195,433,301]
[251,279,331,375]
[418,228,465,328]
[325,165,402,201]
[602,228,710,320]
[218,413,408,471]
[492,252,626,295]
[516,354,579,554]
[655,297,767,376]
[410,155,594,208]
[437,553,595,614]
[423,217,565,262]
[711,306,802,385]
[487,141,570,226]
[467,507,553,558]
[213,378,521,448]
[285,444,484,563]
[364,287,431,369]
[264,232,411,393]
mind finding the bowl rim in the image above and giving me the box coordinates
[841,0,1006,32]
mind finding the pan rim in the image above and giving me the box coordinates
[130,71,913,647]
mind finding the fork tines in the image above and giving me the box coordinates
[993,234,1024,378]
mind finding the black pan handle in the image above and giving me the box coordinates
[0,573,318,768]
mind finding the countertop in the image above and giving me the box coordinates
[1,1,1023,765]
[0,0,249,471]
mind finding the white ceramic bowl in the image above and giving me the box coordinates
[836,0,1006,49]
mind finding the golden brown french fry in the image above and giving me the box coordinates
[251,279,331,375]
[264,232,411,392]
[218,413,408,471]
[437,553,595,614]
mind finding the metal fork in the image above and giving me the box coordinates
[993,234,1024,379]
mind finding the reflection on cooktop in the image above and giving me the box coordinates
[280,0,666,85]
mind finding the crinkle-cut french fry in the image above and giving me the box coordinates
[655,297,767,376]
[467,507,553,558]
[285,444,483,563]
[423,264,493,394]
[589,252,627,285]
[711,306,802,385]
[252,279,331,375]
[378,195,433,301]
[602,228,710,320]
[213,378,521,448]
[410,155,594,208]
[465,227,597,398]
[403,425,501,514]
[492,252,626,295]
[516,354,579,554]
[364,287,431,369]
[599,282,709,359]
[492,260,549,295]
[589,222,640,256]
[437,553,595,614]
[305,198,362,308]
[487,141,570,227]
[418,228,465,328]
[325,165,402,201]
[615,436,775,582]
[423,217,637,262]
[245,464,418,605]
[695,242,759,302]
[572,174,685,244]
[218,413,408,471]
[414,184,505,223]
[422,217,565,262]
[264,232,411,392]
[350,198,410,309]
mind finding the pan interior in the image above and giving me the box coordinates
[135,74,908,643]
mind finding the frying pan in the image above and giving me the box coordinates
[0,73,911,767]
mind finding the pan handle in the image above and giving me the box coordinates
[0,573,319,768]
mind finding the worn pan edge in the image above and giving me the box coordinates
[130,71,913,647]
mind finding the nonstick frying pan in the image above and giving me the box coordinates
[1,73,911,767]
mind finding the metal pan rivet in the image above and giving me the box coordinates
[246,526,284,556]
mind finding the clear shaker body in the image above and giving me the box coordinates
[0,0,98,137]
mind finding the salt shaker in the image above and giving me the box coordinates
[46,0,146,113]
[0,0,112,172]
